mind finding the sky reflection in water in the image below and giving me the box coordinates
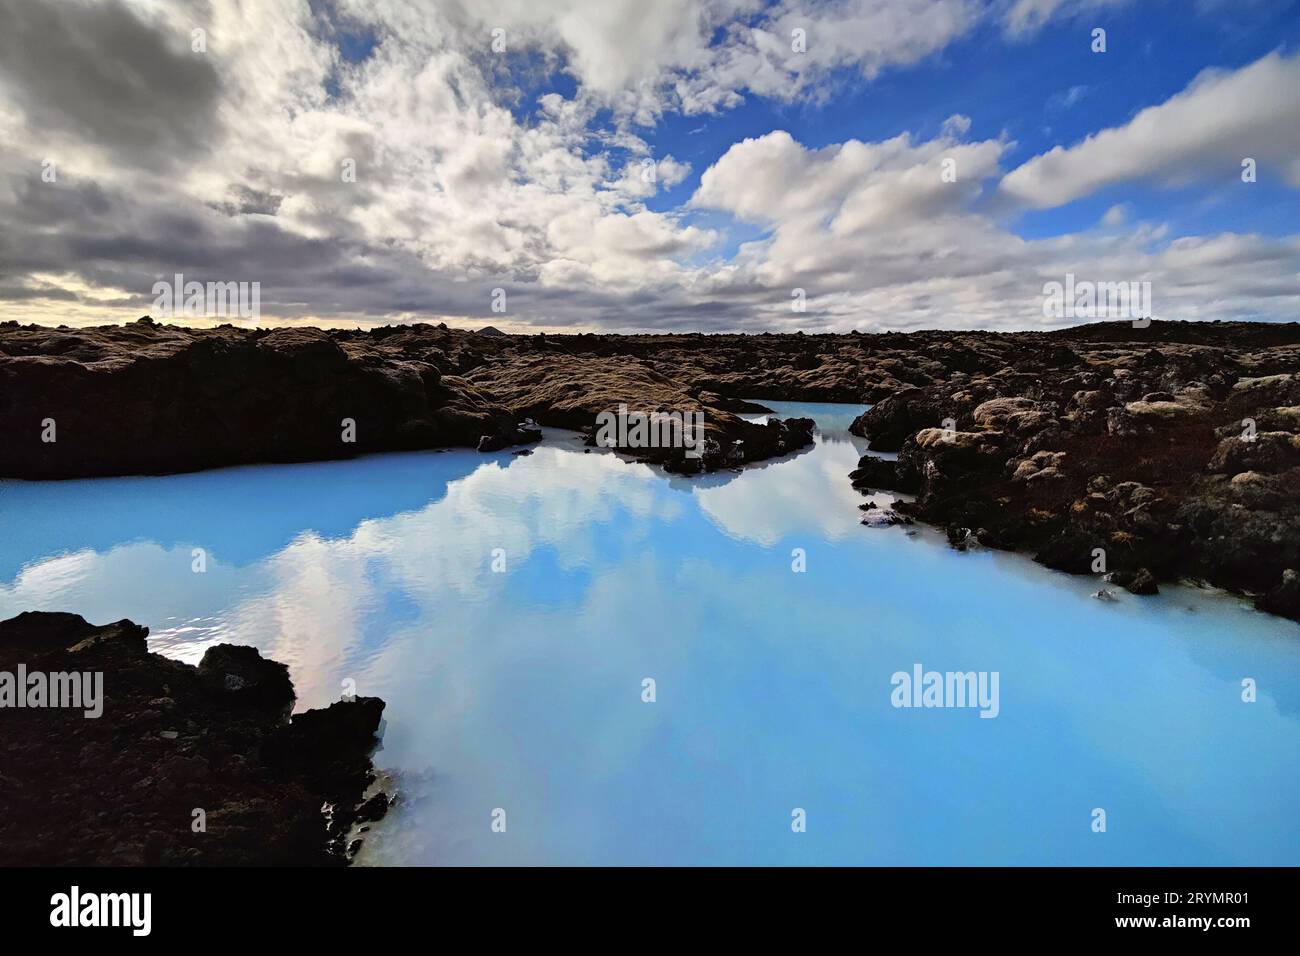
[2,402,1298,865]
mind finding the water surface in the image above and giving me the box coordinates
[2,401,1298,865]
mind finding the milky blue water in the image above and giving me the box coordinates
[2,401,1298,866]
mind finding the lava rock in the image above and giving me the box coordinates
[1111,567,1160,595]
[0,612,386,866]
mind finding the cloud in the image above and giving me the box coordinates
[1101,203,1128,226]
[688,126,1300,331]
[1002,0,1130,37]
[1046,84,1090,112]
[0,0,1296,334]
[335,0,986,123]
[1000,51,1300,208]
[0,0,222,171]
[691,126,1008,241]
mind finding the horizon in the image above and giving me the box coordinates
[11,313,1299,338]
[2,0,1299,334]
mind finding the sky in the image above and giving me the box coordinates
[0,0,1298,333]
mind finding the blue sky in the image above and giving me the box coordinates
[644,0,1300,241]
[2,0,1299,331]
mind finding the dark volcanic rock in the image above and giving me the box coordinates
[849,389,944,451]
[476,417,544,453]
[1259,569,1300,619]
[0,320,521,478]
[0,320,811,478]
[830,321,1300,622]
[1111,567,1160,595]
[465,353,814,472]
[355,792,391,823]
[1035,531,1106,575]
[849,454,906,492]
[0,611,385,865]
[196,643,295,715]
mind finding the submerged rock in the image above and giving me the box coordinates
[1110,567,1160,596]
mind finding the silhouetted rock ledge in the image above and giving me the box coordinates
[0,611,386,865]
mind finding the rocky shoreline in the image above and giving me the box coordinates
[0,612,387,865]
[841,322,1300,622]
[0,318,814,478]
[2,317,1298,621]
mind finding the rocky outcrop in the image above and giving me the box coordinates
[0,319,812,478]
[0,319,536,479]
[0,611,386,865]
[464,352,814,472]
[849,455,911,493]
[838,322,1300,622]
[848,389,944,451]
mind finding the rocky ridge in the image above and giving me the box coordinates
[0,318,814,478]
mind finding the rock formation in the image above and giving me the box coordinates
[0,611,386,865]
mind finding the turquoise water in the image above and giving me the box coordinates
[2,401,1298,865]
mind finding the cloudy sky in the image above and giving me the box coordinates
[1,0,1298,333]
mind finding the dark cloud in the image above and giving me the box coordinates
[209,185,285,218]
[0,0,221,171]
[0,281,79,303]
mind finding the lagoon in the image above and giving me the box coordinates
[2,402,1298,865]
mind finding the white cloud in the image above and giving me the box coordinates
[1003,0,1130,37]
[1047,84,1090,112]
[0,0,1296,334]
[1000,51,1300,209]
[338,0,984,122]
[689,125,1300,331]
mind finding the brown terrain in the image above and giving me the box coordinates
[0,317,813,478]
[0,611,387,865]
